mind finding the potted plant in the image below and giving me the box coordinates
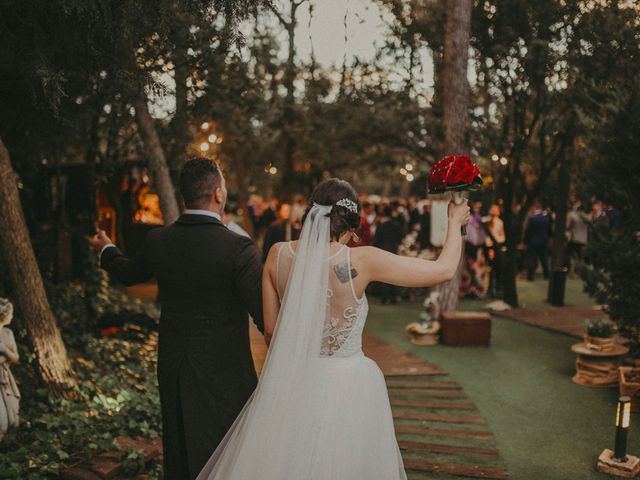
[584,318,616,352]
[619,367,640,412]
[405,292,441,346]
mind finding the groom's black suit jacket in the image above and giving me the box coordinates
[101,213,263,480]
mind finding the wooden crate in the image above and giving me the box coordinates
[441,312,491,347]
[619,367,640,412]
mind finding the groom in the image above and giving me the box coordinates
[91,157,264,479]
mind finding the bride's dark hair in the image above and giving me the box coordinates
[306,178,361,240]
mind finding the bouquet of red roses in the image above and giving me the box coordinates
[428,155,482,194]
[428,155,482,234]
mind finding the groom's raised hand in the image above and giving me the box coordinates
[90,230,113,254]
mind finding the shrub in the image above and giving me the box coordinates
[0,285,162,479]
[578,85,640,354]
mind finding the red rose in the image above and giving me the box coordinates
[427,173,437,190]
[428,170,444,190]
[440,156,454,172]
[454,156,470,167]
[447,164,463,184]
[461,164,476,183]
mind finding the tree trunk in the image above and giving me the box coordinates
[501,168,520,307]
[0,138,78,398]
[135,96,181,225]
[171,25,190,184]
[278,0,300,202]
[502,242,519,307]
[547,159,571,304]
[433,0,473,314]
[442,0,472,154]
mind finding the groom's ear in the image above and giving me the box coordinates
[214,187,224,204]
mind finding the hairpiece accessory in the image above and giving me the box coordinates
[335,198,358,214]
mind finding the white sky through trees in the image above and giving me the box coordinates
[149,0,437,119]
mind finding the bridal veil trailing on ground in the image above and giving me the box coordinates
[197,203,406,480]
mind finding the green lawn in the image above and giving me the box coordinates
[366,279,630,480]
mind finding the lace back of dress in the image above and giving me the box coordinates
[276,242,365,358]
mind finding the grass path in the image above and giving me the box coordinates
[365,287,624,480]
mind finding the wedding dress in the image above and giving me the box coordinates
[197,204,407,480]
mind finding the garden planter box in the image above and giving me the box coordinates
[441,312,491,347]
[619,367,640,412]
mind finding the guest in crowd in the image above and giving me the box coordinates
[356,200,376,246]
[262,202,300,261]
[416,200,431,251]
[566,200,589,272]
[291,194,307,228]
[373,205,403,304]
[484,204,506,297]
[524,201,552,281]
[389,200,407,234]
[407,196,421,231]
[605,203,621,229]
[259,198,278,235]
[461,201,487,298]
[223,205,251,238]
[247,195,265,237]
[590,200,606,224]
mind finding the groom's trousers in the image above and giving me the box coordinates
[158,313,258,479]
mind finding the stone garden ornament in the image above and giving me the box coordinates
[0,298,20,441]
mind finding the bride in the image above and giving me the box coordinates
[197,178,469,480]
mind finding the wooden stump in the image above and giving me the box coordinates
[571,343,629,387]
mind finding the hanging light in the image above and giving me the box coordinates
[269,166,278,175]
[201,122,209,130]
[492,154,499,162]
[200,142,210,152]
[406,173,415,182]
[208,134,218,143]
[499,157,508,166]
[406,163,414,171]
[400,168,408,176]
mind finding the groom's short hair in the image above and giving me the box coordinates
[180,157,222,209]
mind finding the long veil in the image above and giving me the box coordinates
[197,203,333,479]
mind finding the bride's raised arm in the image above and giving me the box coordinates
[354,200,470,288]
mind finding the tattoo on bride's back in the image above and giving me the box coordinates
[333,263,359,284]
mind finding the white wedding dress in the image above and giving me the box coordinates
[197,204,407,480]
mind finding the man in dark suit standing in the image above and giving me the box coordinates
[373,205,404,304]
[90,158,264,479]
[524,201,552,281]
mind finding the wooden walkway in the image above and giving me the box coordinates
[493,305,605,338]
[250,327,508,479]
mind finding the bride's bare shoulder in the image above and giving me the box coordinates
[265,242,289,269]
[349,246,380,263]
